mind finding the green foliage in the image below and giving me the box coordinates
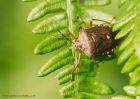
[23,0,115,98]
[22,0,37,2]
[34,33,68,54]
[111,96,134,99]
[111,0,140,99]
[22,0,140,99]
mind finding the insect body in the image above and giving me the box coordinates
[70,19,118,75]
[74,26,117,60]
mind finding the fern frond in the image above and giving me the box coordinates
[60,76,113,98]
[77,76,114,95]
[34,33,68,54]
[129,66,140,85]
[23,0,115,99]
[113,0,140,98]
[37,48,73,77]
[123,85,137,96]
[115,22,135,40]
[27,1,67,22]
[80,0,111,6]
[118,0,128,7]
[111,96,134,99]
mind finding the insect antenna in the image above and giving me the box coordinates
[57,29,67,38]
[57,29,74,43]
[92,18,111,24]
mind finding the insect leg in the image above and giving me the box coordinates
[92,18,112,25]
[51,29,66,39]
[90,20,93,28]
[77,51,82,65]
[71,51,82,80]
[57,29,66,38]
[93,17,116,25]
[51,35,61,39]
[77,16,85,25]
[69,32,77,42]
[72,52,81,79]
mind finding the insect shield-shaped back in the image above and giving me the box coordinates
[77,26,118,59]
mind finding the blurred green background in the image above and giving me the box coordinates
[0,0,128,99]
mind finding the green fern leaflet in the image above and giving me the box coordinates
[22,0,140,99]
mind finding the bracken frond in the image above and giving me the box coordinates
[111,0,140,99]
[22,0,131,99]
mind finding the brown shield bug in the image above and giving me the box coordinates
[69,18,119,74]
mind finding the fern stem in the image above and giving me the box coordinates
[67,0,73,33]
[66,0,78,68]
[66,1,79,99]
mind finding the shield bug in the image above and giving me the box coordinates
[69,18,119,74]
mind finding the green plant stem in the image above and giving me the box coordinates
[67,0,73,33]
